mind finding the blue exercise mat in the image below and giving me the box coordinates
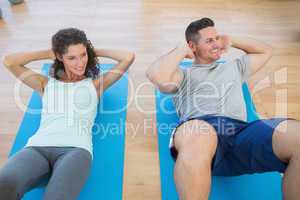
[156,61,283,200]
[9,63,128,200]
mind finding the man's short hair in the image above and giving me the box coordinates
[185,18,215,43]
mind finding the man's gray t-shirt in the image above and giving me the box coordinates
[172,55,251,122]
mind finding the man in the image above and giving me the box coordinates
[146,18,300,200]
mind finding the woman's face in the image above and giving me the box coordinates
[59,43,88,77]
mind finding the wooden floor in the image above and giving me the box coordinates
[0,0,299,199]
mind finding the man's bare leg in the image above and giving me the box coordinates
[173,120,217,200]
[272,120,300,200]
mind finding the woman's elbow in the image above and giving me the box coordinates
[3,55,14,68]
[126,52,135,64]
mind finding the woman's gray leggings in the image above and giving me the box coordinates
[0,146,92,200]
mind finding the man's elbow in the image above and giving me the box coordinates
[145,68,165,85]
[145,67,151,77]
[145,67,156,83]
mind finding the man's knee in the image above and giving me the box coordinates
[273,119,300,163]
[174,119,218,160]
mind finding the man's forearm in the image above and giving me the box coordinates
[231,37,273,55]
[146,46,189,82]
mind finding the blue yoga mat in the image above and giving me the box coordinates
[9,63,128,200]
[156,61,283,200]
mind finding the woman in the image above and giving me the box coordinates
[1,28,135,200]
